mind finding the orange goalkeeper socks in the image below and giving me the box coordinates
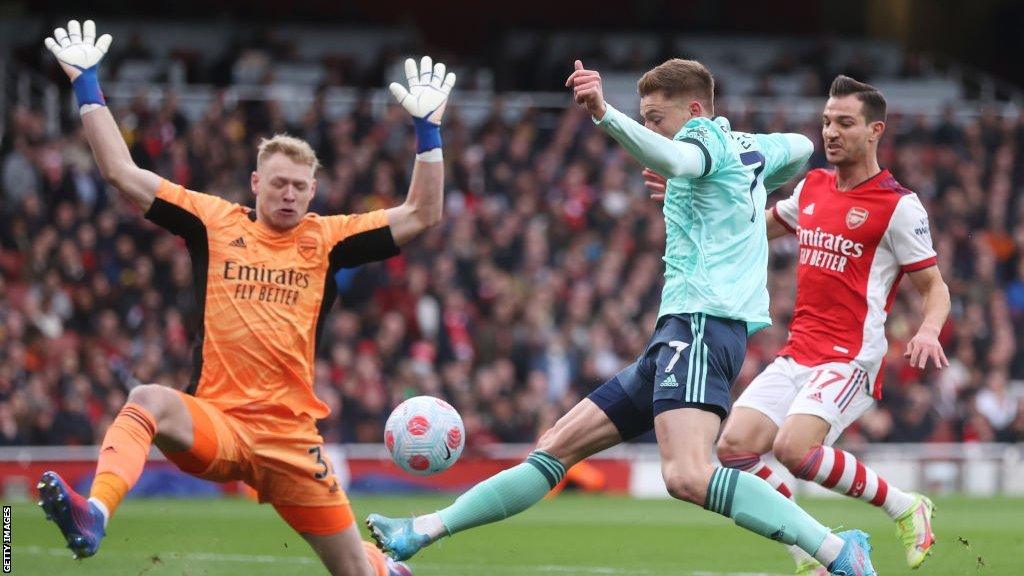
[89,403,157,517]
[89,473,129,518]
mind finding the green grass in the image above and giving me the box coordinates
[12,494,1024,575]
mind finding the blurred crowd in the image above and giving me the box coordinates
[2,82,1024,451]
[4,20,992,98]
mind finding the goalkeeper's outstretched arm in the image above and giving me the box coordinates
[79,106,161,212]
[45,19,160,212]
[386,56,456,246]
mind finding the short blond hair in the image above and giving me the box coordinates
[637,59,715,114]
[257,134,321,172]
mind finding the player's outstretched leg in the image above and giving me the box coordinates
[367,398,622,560]
[37,384,194,558]
[776,416,935,568]
[368,449,567,560]
[658,409,876,576]
[37,471,106,558]
[717,408,825,575]
[720,452,827,575]
[789,445,935,568]
[293,511,413,576]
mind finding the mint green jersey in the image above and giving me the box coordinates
[657,116,797,333]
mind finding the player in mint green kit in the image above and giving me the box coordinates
[368,58,877,576]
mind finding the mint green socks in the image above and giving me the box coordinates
[705,467,844,566]
[434,450,566,537]
[421,459,846,568]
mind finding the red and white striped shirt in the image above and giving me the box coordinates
[772,169,936,397]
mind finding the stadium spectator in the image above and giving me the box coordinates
[2,83,1024,447]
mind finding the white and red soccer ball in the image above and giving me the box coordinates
[384,396,465,476]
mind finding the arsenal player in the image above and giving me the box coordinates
[720,76,942,573]
[711,75,948,575]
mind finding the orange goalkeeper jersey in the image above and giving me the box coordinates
[145,179,398,421]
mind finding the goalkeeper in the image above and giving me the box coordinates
[37,19,452,576]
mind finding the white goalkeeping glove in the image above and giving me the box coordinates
[44,19,112,108]
[389,56,456,154]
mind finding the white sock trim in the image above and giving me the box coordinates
[814,532,845,567]
[88,497,110,529]
[883,487,916,519]
[412,512,447,541]
[79,103,105,116]
[788,543,816,564]
[416,148,443,162]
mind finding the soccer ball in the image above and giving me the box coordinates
[384,396,465,476]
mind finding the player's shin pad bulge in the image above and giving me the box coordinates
[734,512,799,545]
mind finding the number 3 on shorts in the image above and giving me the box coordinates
[665,340,690,373]
[308,446,330,480]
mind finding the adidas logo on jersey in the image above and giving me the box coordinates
[808,391,823,403]
[229,237,247,248]
[803,203,815,215]
[660,374,679,388]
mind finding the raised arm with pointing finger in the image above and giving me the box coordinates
[366,56,878,575]
[567,59,811,193]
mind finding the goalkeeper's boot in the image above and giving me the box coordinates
[826,530,876,576]
[895,493,936,569]
[37,471,106,559]
[366,514,430,561]
[794,556,828,576]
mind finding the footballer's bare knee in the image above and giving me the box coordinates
[716,407,777,461]
[662,462,714,505]
[715,431,755,462]
[127,384,192,450]
[127,384,178,419]
[773,432,818,473]
[773,415,830,473]
[654,408,720,504]
[716,432,774,473]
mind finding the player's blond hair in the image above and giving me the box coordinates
[256,134,321,172]
[637,59,715,114]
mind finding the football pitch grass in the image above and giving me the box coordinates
[13,494,1024,575]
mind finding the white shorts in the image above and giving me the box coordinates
[732,356,875,445]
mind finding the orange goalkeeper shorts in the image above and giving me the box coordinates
[164,391,353,535]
